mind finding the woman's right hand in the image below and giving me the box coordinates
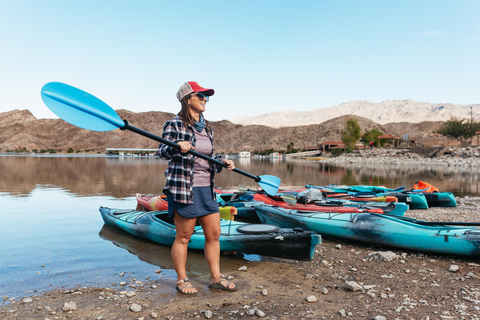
[177,141,194,153]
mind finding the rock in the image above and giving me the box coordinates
[321,287,329,295]
[338,308,346,317]
[255,309,266,317]
[448,265,460,272]
[335,244,342,249]
[238,266,248,271]
[246,309,255,316]
[306,295,317,302]
[202,310,213,319]
[62,301,77,312]
[365,251,398,262]
[373,316,386,320]
[130,303,142,312]
[344,281,363,292]
[118,272,125,276]
[261,289,268,296]
[151,312,158,318]
[21,298,33,303]
[126,291,136,297]
[154,269,162,274]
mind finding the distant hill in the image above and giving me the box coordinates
[0,109,445,154]
[229,100,479,127]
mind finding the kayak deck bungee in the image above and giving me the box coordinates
[254,205,480,257]
[100,206,322,261]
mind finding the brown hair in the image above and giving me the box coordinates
[178,94,211,131]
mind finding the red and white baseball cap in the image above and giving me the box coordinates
[176,81,215,101]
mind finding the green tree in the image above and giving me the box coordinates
[341,118,361,152]
[436,117,480,142]
[361,129,384,146]
[286,142,300,154]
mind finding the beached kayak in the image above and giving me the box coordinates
[254,205,480,257]
[306,184,428,209]
[253,193,386,214]
[99,206,322,261]
[327,184,457,207]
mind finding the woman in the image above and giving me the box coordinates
[158,81,237,295]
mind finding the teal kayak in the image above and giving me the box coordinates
[254,205,480,257]
[99,207,321,261]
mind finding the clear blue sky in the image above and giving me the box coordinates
[0,0,479,122]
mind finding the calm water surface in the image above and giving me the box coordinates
[1,154,480,298]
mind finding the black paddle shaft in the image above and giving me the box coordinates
[122,120,261,182]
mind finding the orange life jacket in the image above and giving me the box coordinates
[413,180,439,193]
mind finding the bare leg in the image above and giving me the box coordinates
[198,212,236,290]
[172,211,198,294]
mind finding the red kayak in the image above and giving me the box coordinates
[253,193,385,214]
[136,193,168,211]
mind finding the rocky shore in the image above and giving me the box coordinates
[321,146,480,167]
[2,194,480,320]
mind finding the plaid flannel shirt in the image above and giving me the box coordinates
[158,116,224,204]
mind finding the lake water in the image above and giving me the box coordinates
[1,154,480,299]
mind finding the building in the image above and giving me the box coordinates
[238,151,251,158]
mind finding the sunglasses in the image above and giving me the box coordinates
[193,92,209,102]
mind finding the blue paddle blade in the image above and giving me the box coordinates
[258,175,281,196]
[41,82,125,132]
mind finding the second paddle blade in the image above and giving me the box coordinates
[258,175,281,196]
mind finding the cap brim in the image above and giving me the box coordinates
[197,88,214,96]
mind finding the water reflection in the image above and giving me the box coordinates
[1,155,480,197]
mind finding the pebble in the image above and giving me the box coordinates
[238,266,248,271]
[306,295,317,302]
[344,280,363,292]
[22,298,33,303]
[130,303,142,312]
[154,269,162,273]
[365,251,398,262]
[201,310,213,319]
[255,309,266,317]
[448,264,460,272]
[62,301,77,312]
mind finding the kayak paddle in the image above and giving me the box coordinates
[41,82,281,195]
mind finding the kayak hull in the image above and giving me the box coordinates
[254,205,480,257]
[99,207,322,261]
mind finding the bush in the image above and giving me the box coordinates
[331,148,343,157]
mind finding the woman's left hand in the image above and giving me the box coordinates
[223,160,235,171]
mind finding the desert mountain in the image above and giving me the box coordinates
[0,109,443,154]
[229,100,479,127]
